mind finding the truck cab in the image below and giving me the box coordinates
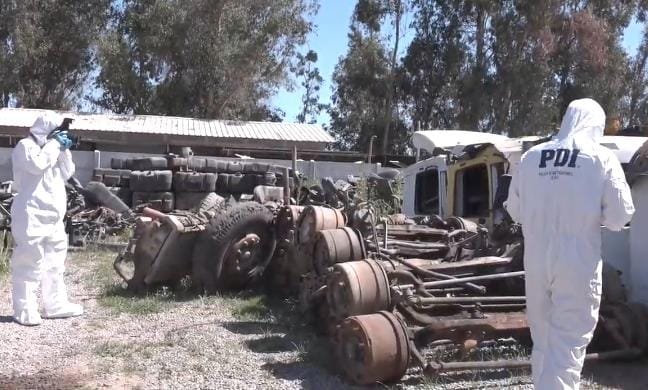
[401,129,648,304]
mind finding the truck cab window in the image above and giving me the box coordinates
[415,169,439,215]
[455,164,489,218]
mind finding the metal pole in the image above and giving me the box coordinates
[416,296,526,304]
[283,167,291,205]
[292,145,298,177]
[368,135,377,164]
[397,271,525,290]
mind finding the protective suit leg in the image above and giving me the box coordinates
[42,223,83,318]
[524,243,551,386]
[538,258,602,390]
[11,237,45,326]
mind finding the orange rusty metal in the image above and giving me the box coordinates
[313,227,366,275]
[327,260,391,319]
[336,311,410,385]
[276,205,305,245]
[297,206,346,244]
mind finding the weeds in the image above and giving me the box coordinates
[0,230,12,276]
[229,295,271,321]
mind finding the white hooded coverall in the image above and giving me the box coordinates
[505,98,635,389]
[11,112,82,326]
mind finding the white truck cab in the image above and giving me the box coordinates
[401,130,648,304]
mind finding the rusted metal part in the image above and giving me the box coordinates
[389,258,487,295]
[313,227,366,275]
[414,296,526,305]
[297,206,346,244]
[395,271,525,290]
[335,311,410,385]
[231,233,261,271]
[327,260,391,319]
[446,216,479,234]
[413,313,529,344]
[114,212,208,291]
[423,348,643,376]
[276,206,305,244]
[373,224,449,240]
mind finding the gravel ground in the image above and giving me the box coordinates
[0,249,646,390]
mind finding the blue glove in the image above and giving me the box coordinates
[53,131,73,150]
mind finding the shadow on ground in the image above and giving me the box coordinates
[582,360,648,390]
[0,371,84,390]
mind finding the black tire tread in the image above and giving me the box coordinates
[192,202,275,293]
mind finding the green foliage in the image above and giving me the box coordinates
[330,0,647,150]
[294,50,325,123]
[354,176,402,218]
[0,0,111,109]
[94,0,317,120]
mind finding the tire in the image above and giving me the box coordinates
[227,173,258,194]
[192,192,225,214]
[242,162,271,174]
[83,181,131,214]
[192,202,276,293]
[217,173,230,193]
[175,192,224,211]
[226,161,243,174]
[188,158,207,172]
[111,157,133,170]
[130,170,173,192]
[131,157,169,171]
[168,157,188,170]
[173,172,217,192]
[108,186,133,207]
[132,191,174,212]
[92,168,131,187]
[204,158,228,173]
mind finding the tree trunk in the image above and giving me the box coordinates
[381,0,402,160]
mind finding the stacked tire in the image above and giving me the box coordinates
[95,156,294,212]
[173,171,219,211]
[129,158,175,212]
[92,161,133,206]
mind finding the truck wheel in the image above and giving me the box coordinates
[192,192,224,214]
[192,202,276,293]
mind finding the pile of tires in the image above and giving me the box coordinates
[173,172,218,211]
[96,155,294,211]
[130,169,174,212]
[92,163,133,206]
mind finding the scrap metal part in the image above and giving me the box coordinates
[327,259,391,320]
[335,311,410,385]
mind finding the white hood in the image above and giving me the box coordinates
[556,98,605,143]
[29,111,62,146]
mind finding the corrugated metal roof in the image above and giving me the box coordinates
[0,108,334,143]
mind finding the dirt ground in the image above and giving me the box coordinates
[0,248,646,390]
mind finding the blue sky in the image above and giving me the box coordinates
[273,4,646,125]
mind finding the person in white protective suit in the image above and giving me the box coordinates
[10,111,83,326]
[505,98,635,389]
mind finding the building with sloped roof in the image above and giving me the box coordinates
[0,108,334,155]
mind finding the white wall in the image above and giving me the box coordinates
[0,147,390,185]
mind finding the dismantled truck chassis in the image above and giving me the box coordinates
[271,204,648,384]
[113,191,648,385]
